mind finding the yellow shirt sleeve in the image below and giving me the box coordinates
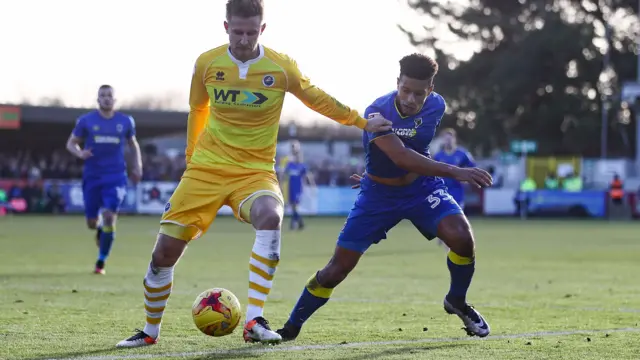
[285,59,367,130]
[186,56,211,164]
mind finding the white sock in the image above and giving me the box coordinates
[246,230,281,322]
[142,264,174,338]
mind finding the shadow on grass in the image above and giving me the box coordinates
[188,342,472,360]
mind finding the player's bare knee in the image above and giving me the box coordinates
[86,219,98,230]
[151,233,186,268]
[255,210,281,230]
[251,197,283,230]
[102,211,116,226]
[451,230,475,258]
[439,215,475,258]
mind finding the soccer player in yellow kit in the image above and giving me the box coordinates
[116,0,392,348]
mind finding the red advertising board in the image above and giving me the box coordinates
[0,105,21,129]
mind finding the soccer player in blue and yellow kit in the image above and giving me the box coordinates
[283,140,315,230]
[116,0,391,348]
[434,128,476,209]
[277,54,493,341]
[66,85,143,275]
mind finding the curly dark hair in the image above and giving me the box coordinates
[399,53,438,82]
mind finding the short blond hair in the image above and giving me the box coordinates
[441,128,456,137]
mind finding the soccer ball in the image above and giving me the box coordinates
[192,288,242,337]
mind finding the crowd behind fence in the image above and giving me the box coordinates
[0,149,367,186]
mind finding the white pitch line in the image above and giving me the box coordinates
[45,327,640,360]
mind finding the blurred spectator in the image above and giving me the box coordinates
[0,188,7,215]
[44,182,66,213]
[22,180,44,213]
[562,173,583,192]
[544,172,559,190]
[2,147,367,187]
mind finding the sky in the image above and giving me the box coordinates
[0,0,470,123]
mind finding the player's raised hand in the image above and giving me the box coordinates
[452,167,493,188]
[77,148,93,160]
[364,113,393,133]
[350,173,364,189]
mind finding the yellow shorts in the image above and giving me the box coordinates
[159,165,283,241]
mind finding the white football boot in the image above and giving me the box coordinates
[243,316,282,344]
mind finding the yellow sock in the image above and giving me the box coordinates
[246,230,280,321]
[142,264,173,338]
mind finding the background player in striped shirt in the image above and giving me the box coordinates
[116,0,392,348]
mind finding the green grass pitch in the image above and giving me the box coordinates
[1,216,639,359]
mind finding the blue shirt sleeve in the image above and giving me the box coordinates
[462,150,476,167]
[426,95,446,131]
[433,151,443,162]
[363,106,392,142]
[72,117,87,138]
[127,116,136,138]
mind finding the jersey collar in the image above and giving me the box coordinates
[443,147,458,155]
[393,92,428,120]
[227,44,264,66]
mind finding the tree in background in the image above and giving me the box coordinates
[400,0,639,157]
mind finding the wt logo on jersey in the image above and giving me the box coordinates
[212,88,268,107]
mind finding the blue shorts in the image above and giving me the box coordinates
[446,186,465,209]
[337,176,463,254]
[82,178,127,219]
[288,188,302,205]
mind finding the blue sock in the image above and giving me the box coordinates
[98,225,115,262]
[446,251,475,302]
[287,273,333,328]
[291,209,299,227]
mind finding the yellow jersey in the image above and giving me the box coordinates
[187,44,368,173]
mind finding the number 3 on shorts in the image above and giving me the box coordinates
[427,189,454,209]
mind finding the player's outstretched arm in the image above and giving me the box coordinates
[66,135,92,160]
[67,118,92,160]
[186,57,211,164]
[284,59,391,132]
[125,116,143,183]
[372,134,492,188]
[127,136,143,183]
[305,171,317,188]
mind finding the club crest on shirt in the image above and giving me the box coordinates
[414,118,423,128]
[262,75,275,87]
[116,124,123,133]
